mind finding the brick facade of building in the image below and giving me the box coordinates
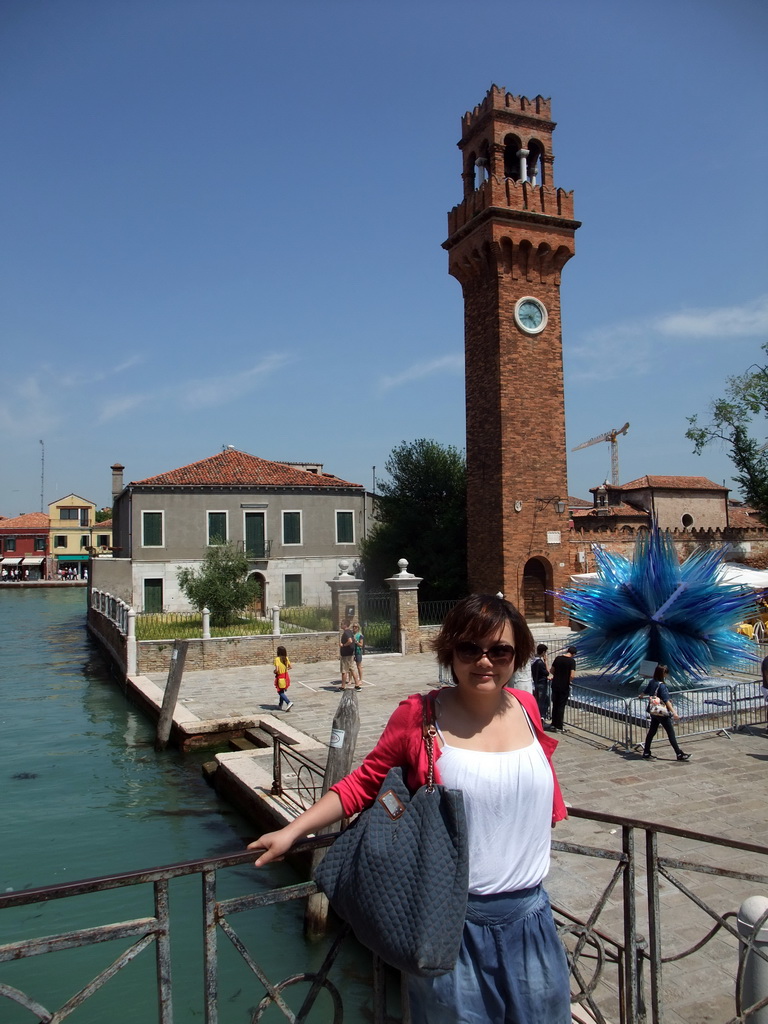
[444,87,580,621]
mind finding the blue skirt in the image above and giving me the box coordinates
[407,885,571,1024]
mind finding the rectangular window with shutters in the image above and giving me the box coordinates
[336,510,354,544]
[144,578,164,613]
[5,538,16,552]
[244,511,266,558]
[207,511,228,546]
[55,536,67,549]
[282,511,302,546]
[142,511,164,547]
[284,574,302,606]
[34,537,46,551]
[97,535,110,548]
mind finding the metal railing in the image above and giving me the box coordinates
[2,810,767,1023]
[271,738,326,812]
[566,681,768,751]
[417,599,459,625]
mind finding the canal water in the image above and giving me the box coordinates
[0,588,373,1023]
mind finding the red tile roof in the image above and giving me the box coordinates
[728,506,767,529]
[132,450,364,489]
[620,475,727,491]
[0,512,50,531]
[568,496,593,508]
[572,503,649,520]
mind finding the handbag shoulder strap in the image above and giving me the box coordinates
[422,695,437,792]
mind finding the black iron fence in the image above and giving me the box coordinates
[359,592,394,654]
[416,600,459,626]
[2,809,767,1023]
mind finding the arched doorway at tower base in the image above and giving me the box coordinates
[522,558,553,623]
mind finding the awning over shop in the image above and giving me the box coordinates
[2,557,22,566]
[57,554,89,562]
[22,557,45,566]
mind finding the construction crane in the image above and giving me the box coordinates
[572,422,630,486]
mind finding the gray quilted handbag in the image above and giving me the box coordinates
[313,697,468,976]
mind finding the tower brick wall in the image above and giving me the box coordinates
[445,87,579,621]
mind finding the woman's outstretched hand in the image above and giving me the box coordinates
[247,828,296,867]
[246,791,346,868]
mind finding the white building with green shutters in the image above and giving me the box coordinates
[91,449,371,613]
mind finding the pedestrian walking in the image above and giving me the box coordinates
[273,645,293,711]
[642,664,690,761]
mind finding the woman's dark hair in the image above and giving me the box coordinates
[653,664,668,682]
[431,594,534,672]
[276,645,287,660]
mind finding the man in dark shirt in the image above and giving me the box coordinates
[531,643,551,721]
[339,618,357,689]
[548,646,576,732]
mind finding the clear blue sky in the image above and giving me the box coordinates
[2,0,766,518]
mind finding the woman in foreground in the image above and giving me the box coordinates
[249,594,571,1023]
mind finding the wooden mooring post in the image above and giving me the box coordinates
[155,639,188,752]
[304,689,360,940]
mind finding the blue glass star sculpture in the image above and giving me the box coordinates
[555,525,759,687]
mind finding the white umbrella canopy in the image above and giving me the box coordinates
[570,564,768,590]
[715,564,768,589]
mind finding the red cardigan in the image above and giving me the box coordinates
[331,688,568,824]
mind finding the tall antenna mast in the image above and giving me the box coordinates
[39,439,45,513]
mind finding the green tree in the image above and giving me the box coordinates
[686,342,768,522]
[95,508,112,523]
[361,439,467,601]
[177,543,261,626]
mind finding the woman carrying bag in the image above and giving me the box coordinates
[273,645,293,712]
[249,594,571,1024]
[642,664,691,761]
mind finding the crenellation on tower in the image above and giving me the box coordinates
[461,86,552,131]
[446,181,577,237]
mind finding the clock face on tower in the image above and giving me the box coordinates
[514,296,548,335]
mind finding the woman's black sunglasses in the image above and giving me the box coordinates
[454,642,515,665]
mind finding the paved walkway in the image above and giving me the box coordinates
[149,651,768,1023]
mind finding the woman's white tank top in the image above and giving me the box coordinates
[437,723,553,894]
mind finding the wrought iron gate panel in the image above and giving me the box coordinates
[359,591,395,653]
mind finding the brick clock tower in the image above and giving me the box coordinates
[443,86,580,622]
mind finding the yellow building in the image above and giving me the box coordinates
[47,494,105,579]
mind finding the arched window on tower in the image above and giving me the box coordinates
[503,134,523,180]
[527,140,545,186]
[474,141,490,189]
